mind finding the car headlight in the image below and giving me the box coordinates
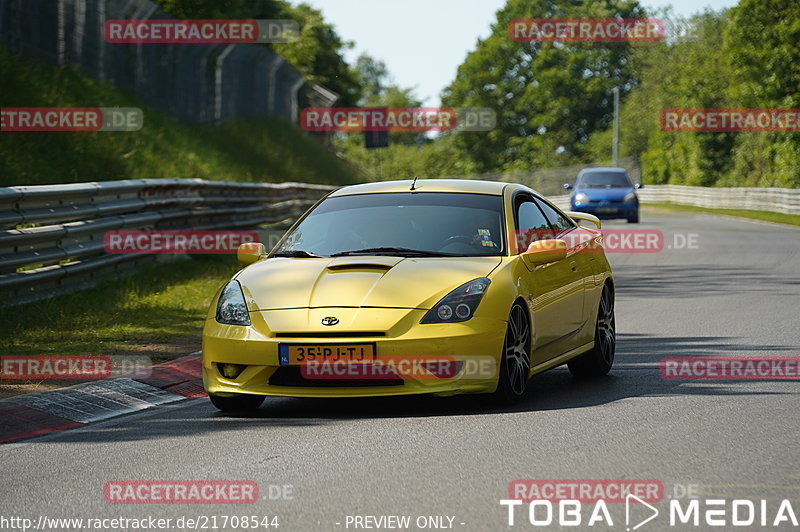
[420,278,491,324]
[624,192,638,203]
[574,192,590,204]
[215,280,250,326]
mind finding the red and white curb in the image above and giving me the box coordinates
[0,353,203,443]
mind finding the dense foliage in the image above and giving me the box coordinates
[155,0,361,106]
[340,0,799,187]
[149,0,800,187]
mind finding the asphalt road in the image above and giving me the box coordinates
[3,208,799,532]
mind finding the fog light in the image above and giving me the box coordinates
[219,363,246,379]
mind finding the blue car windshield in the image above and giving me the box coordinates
[274,192,505,257]
[577,172,632,188]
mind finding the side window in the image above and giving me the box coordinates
[514,195,554,251]
[535,198,576,234]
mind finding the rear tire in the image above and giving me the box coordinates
[493,302,531,404]
[209,393,265,412]
[568,284,615,377]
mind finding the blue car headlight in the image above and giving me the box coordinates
[574,192,590,204]
[624,192,638,203]
[216,280,250,326]
[421,278,491,324]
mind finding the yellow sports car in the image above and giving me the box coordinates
[202,179,615,411]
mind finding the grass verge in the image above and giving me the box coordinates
[0,46,360,186]
[0,255,239,396]
[646,202,800,227]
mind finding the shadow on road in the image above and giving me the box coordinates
[34,333,798,443]
[614,264,800,299]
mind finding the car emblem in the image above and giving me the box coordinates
[321,316,339,326]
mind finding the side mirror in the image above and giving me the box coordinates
[563,183,574,190]
[237,242,266,265]
[635,183,644,189]
[565,210,602,230]
[521,239,567,267]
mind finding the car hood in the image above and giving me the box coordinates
[235,255,502,310]
[576,187,634,201]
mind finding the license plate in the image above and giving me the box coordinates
[596,206,618,213]
[278,344,376,365]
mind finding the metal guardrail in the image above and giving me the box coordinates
[636,185,800,216]
[551,185,800,215]
[2,178,796,307]
[0,179,334,306]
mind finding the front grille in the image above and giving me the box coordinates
[268,366,403,387]
[273,332,385,338]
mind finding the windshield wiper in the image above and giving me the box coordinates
[272,250,324,258]
[331,247,455,257]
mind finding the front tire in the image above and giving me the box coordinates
[568,284,615,377]
[209,393,265,412]
[494,303,531,403]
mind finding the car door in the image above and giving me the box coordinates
[533,196,592,343]
[513,194,584,365]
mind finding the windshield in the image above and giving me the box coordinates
[274,192,505,257]
[577,172,633,188]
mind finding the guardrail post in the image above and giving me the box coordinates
[214,44,236,125]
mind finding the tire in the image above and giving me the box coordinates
[209,393,265,412]
[493,302,531,403]
[627,211,640,223]
[568,284,615,377]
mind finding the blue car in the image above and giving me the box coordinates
[564,167,643,223]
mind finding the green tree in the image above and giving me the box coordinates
[342,53,427,147]
[355,54,390,103]
[154,0,286,21]
[153,0,361,107]
[723,0,800,187]
[274,4,361,106]
[442,0,647,173]
[725,0,800,108]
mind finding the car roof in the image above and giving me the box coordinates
[329,179,508,197]
[578,167,628,174]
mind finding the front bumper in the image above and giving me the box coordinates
[571,202,638,219]
[202,308,506,398]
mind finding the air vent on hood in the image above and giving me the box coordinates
[326,263,393,273]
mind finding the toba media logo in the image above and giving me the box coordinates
[501,480,800,529]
